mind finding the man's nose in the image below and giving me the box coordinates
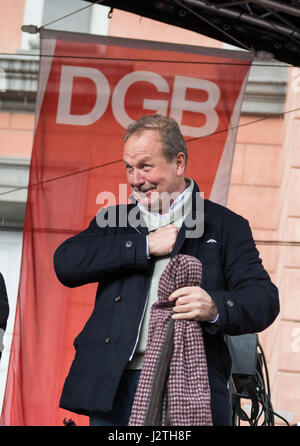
[131,169,145,188]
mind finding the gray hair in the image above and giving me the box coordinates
[124,114,188,166]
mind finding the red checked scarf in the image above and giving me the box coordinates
[128,254,212,426]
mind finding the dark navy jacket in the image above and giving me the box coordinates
[54,184,279,425]
[0,273,9,361]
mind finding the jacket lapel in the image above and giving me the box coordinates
[172,182,205,257]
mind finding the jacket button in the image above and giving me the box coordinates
[105,337,111,344]
[125,240,133,248]
[226,299,234,308]
[115,296,121,303]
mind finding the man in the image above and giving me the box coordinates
[54,114,279,426]
[0,273,9,361]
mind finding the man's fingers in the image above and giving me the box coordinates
[171,311,196,320]
[172,302,194,312]
[167,286,218,322]
[168,287,191,301]
[148,224,179,256]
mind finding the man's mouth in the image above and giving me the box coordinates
[144,188,156,196]
[134,186,156,195]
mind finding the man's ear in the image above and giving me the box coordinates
[175,152,186,176]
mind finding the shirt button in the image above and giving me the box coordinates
[114,296,121,303]
[226,299,234,308]
[105,337,111,344]
[125,240,133,248]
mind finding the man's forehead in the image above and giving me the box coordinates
[123,130,163,159]
[123,152,152,164]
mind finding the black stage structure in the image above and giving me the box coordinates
[86,0,300,66]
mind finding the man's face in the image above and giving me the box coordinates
[123,129,186,212]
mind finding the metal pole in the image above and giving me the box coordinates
[183,0,300,40]
[251,0,300,18]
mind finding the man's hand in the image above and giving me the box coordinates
[148,225,179,256]
[168,286,218,322]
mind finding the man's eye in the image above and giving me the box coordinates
[143,165,151,170]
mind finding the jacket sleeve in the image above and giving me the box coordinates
[53,213,149,288]
[203,217,280,336]
[0,273,9,331]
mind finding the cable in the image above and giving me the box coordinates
[0,51,290,67]
[185,106,300,144]
[232,340,291,426]
[18,0,300,68]
[39,0,106,30]
[258,341,271,397]
[0,104,299,199]
[0,158,122,197]
[254,241,300,246]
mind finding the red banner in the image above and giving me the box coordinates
[1,30,251,425]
